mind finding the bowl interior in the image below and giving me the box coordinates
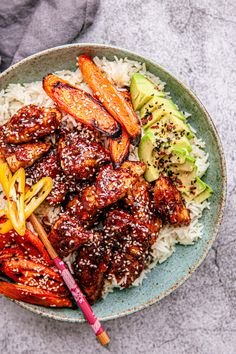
[0,44,226,322]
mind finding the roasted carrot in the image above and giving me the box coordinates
[43,74,120,138]
[109,127,130,168]
[78,55,141,145]
[109,91,135,167]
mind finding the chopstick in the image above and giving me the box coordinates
[29,213,110,347]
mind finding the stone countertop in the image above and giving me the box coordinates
[0,0,235,353]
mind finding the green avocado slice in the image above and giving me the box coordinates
[138,131,194,183]
[138,131,160,182]
[194,183,213,203]
[138,131,212,203]
[140,96,186,122]
[130,73,165,111]
[180,175,204,201]
[143,113,194,139]
[171,155,196,173]
[153,148,188,172]
[133,74,212,203]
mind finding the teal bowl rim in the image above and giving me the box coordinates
[0,43,227,322]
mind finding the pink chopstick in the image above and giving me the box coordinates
[29,214,110,346]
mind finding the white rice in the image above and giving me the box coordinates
[0,56,210,292]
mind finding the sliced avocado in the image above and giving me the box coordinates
[146,123,192,153]
[141,107,167,130]
[140,96,186,121]
[177,167,197,188]
[144,114,193,139]
[171,155,196,173]
[181,176,206,202]
[166,115,193,139]
[153,148,188,172]
[186,124,194,139]
[170,136,192,152]
[138,131,199,189]
[158,136,192,154]
[130,73,165,111]
[167,147,188,164]
[194,183,213,203]
[138,131,160,182]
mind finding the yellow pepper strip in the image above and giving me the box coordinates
[24,177,53,219]
[0,209,12,234]
[8,168,26,236]
[0,159,12,196]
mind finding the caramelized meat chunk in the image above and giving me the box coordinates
[154,176,191,225]
[104,210,152,287]
[67,186,100,226]
[120,160,146,176]
[3,105,61,144]
[0,125,51,172]
[124,177,162,242]
[58,131,110,180]
[125,177,153,223]
[0,126,7,159]
[48,214,93,258]
[73,232,110,304]
[95,164,139,208]
[5,141,51,172]
[67,162,146,223]
[26,148,67,204]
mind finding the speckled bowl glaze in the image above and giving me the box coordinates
[0,44,226,322]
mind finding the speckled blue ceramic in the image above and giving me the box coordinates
[0,44,226,322]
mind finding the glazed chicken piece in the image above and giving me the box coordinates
[26,148,67,204]
[67,162,146,222]
[67,186,101,226]
[48,214,94,258]
[121,160,146,176]
[73,231,111,304]
[0,125,51,172]
[4,142,51,173]
[153,175,191,225]
[0,126,7,159]
[95,164,142,208]
[58,131,110,180]
[3,105,61,144]
[124,177,154,223]
[104,210,152,288]
[124,177,162,243]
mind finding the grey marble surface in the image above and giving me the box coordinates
[0,0,235,353]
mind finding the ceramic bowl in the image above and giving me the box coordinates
[0,44,226,322]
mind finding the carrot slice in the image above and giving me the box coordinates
[78,55,141,145]
[109,127,130,168]
[0,281,72,308]
[43,74,120,138]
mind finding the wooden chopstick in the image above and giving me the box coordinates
[29,213,110,346]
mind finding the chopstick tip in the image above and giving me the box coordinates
[97,331,110,346]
